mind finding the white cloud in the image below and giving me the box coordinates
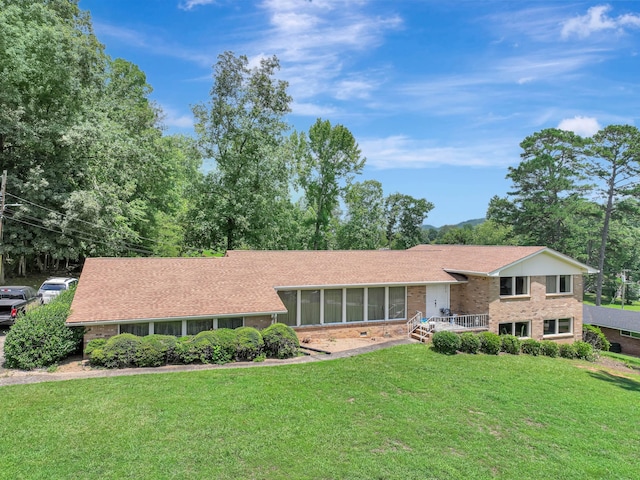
[360,136,517,169]
[557,116,601,137]
[291,102,337,117]
[160,106,194,129]
[561,5,640,39]
[179,0,218,11]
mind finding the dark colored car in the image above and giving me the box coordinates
[0,286,39,325]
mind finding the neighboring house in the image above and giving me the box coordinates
[66,245,597,348]
[583,305,640,357]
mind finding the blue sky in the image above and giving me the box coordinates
[79,0,640,226]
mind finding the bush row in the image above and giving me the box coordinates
[86,323,300,369]
[431,330,597,361]
[3,289,84,370]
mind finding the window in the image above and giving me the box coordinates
[218,317,243,329]
[498,321,530,337]
[621,330,640,339]
[277,290,297,326]
[155,321,182,336]
[187,319,213,335]
[546,275,572,294]
[346,288,364,322]
[324,289,342,324]
[367,287,385,321]
[300,290,321,325]
[500,276,528,296]
[120,323,149,336]
[544,318,573,336]
[388,287,406,319]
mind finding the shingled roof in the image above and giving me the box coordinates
[67,245,593,325]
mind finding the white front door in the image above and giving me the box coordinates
[426,284,450,318]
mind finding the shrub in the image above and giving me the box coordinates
[174,336,199,364]
[234,327,264,361]
[91,333,142,368]
[521,339,541,356]
[559,343,577,359]
[135,335,176,367]
[431,331,460,355]
[574,341,595,361]
[84,338,106,357]
[194,329,235,364]
[540,340,559,358]
[4,289,83,370]
[478,332,501,355]
[262,323,300,359]
[501,335,521,355]
[583,324,610,351]
[459,332,480,354]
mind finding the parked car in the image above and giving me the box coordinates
[0,286,39,325]
[37,277,78,304]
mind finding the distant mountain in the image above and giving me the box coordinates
[422,218,485,231]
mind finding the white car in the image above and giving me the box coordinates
[37,277,78,304]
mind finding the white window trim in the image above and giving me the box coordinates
[499,276,530,298]
[621,330,640,339]
[546,275,573,296]
[498,320,531,338]
[543,317,574,337]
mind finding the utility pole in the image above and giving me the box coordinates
[0,170,6,283]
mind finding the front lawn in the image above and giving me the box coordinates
[2,345,639,479]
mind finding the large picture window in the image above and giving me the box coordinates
[301,290,321,325]
[346,288,364,322]
[388,287,406,319]
[187,319,213,335]
[324,289,342,324]
[500,276,529,296]
[120,323,149,336]
[218,317,243,329]
[277,290,297,326]
[367,287,385,321]
[154,321,182,336]
[546,275,572,294]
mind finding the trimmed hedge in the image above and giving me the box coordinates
[521,339,541,356]
[459,332,480,354]
[432,331,461,355]
[234,327,264,361]
[574,341,595,361]
[540,340,559,358]
[559,343,577,359]
[583,324,610,352]
[262,323,299,359]
[501,335,521,355]
[3,289,83,370]
[478,332,501,355]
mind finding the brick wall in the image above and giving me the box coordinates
[294,320,406,341]
[407,285,426,319]
[486,274,583,341]
[83,324,118,353]
[599,327,640,357]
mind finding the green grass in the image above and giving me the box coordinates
[583,292,640,311]
[601,350,640,369]
[2,345,640,479]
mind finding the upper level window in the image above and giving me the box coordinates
[546,275,572,294]
[500,276,528,296]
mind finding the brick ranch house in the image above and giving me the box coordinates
[66,245,597,348]
[583,305,640,357]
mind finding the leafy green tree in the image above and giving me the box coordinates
[295,119,365,250]
[585,125,640,305]
[385,193,434,249]
[191,52,292,251]
[337,180,386,249]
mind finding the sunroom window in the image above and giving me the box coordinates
[546,275,572,294]
[500,276,529,296]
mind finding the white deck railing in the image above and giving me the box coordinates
[407,312,489,337]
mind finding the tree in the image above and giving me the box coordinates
[295,119,365,250]
[385,193,434,249]
[191,52,292,251]
[488,129,590,254]
[337,180,386,249]
[585,125,640,305]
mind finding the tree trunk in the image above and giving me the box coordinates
[595,179,616,306]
